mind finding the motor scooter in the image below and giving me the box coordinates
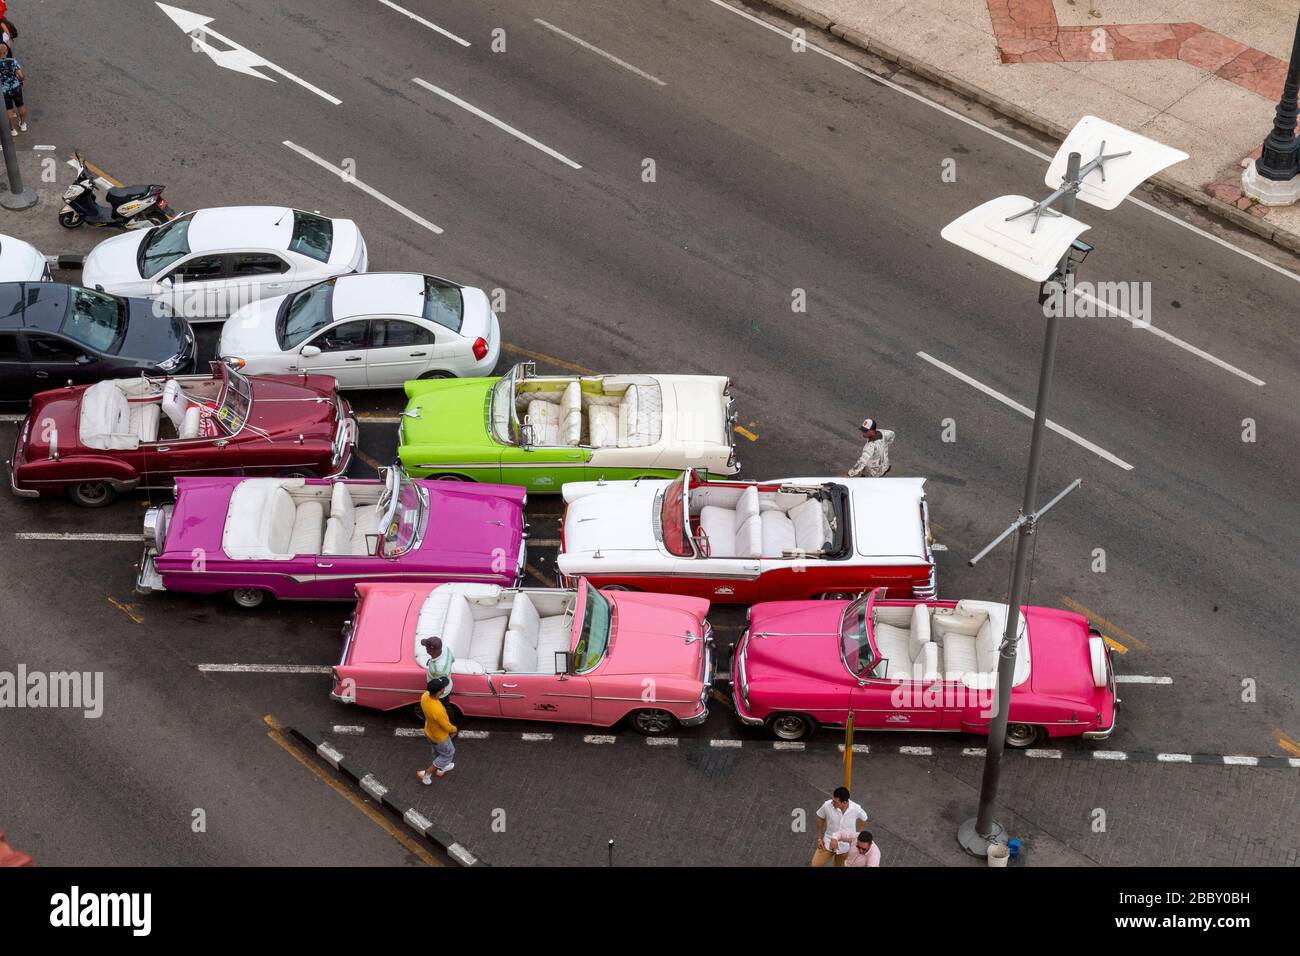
[59,151,172,229]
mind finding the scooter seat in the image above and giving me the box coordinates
[106,184,157,204]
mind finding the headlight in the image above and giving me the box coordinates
[158,354,182,372]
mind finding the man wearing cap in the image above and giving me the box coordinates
[848,418,895,478]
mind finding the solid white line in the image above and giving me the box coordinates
[1157,752,1193,763]
[710,738,743,748]
[32,144,56,151]
[1074,290,1265,386]
[1026,749,1063,759]
[1222,755,1259,766]
[0,413,24,422]
[395,727,424,737]
[1115,675,1173,685]
[961,747,986,757]
[412,78,583,170]
[916,351,1135,470]
[332,725,365,735]
[521,732,553,741]
[458,729,490,739]
[196,663,332,674]
[534,18,667,86]
[1091,750,1128,760]
[647,736,680,746]
[283,141,444,235]
[772,741,804,751]
[898,745,932,756]
[14,532,139,542]
[705,0,1300,287]
[584,734,617,744]
[1289,758,1300,768]
[377,0,471,46]
[529,538,561,547]
[194,22,342,105]
[837,743,870,753]
[355,415,402,423]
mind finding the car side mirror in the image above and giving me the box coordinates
[870,657,889,680]
[521,414,533,451]
[300,345,321,358]
[95,283,106,292]
[554,650,573,676]
[75,355,91,365]
[365,532,383,557]
[154,279,169,290]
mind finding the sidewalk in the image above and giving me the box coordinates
[760,0,1300,254]
[1,144,108,267]
[310,725,1299,866]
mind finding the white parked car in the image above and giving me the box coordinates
[0,234,51,282]
[81,206,367,322]
[218,272,501,388]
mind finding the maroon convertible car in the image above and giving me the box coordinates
[7,362,356,507]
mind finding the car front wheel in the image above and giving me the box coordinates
[229,588,269,610]
[418,371,456,380]
[628,708,677,735]
[766,712,815,741]
[1005,723,1045,748]
[67,481,117,508]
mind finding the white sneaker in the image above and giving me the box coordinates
[8,128,15,137]
[435,763,454,777]
[18,121,27,132]
[416,770,432,785]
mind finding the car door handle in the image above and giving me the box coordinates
[34,371,49,379]
[318,563,333,569]
[566,453,583,459]
[409,352,427,357]
[502,682,518,688]
[214,440,228,448]
[156,446,171,452]
[743,564,760,571]
[344,356,363,362]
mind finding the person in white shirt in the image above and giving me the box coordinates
[812,786,868,866]
[848,418,894,478]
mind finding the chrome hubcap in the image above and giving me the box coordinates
[772,715,807,740]
[635,710,672,733]
[233,589,263,607]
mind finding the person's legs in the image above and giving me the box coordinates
[4,94,14,133]
[433,738,455,774]
[832,852,848,867]
[417,743,439,783]
[810,846,837,867]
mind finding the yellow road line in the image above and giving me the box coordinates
[1274,730,1300,758]
[1102,636,1128,655]
[262,715,440,867]
[735,425,758,442]
[502,343,596,375]
[355,448,385,472]
[1060,596,1149,652]
[107,596,143,624]
[69,154,124,188]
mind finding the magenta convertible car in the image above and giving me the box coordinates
[135,467,528,608]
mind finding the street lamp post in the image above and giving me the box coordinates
[1242,12,1300,204]
[941,116,1187,858]
[0,118,36,210]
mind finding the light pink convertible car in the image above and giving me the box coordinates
[332,579,715,735]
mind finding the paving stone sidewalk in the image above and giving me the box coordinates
[758,0,1300,253]
[322,729,1299,866]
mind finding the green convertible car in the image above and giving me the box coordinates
[396,362,740,492]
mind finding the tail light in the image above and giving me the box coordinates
[472,337,488,361]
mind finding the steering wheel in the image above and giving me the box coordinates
[695,528,711,558]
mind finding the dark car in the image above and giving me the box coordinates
[0,282,195,401]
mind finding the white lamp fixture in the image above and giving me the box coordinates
[1045,115,1188,210]
[940,195,1090,282]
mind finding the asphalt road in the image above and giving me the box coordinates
[2,0,1297,865]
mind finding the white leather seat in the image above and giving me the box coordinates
[504,591,542,672]
[790,499,829,551]
[179,405,202,440]
[616,383,663,447]
[588,404,618,448]
[79,380,134,448]
[128,402,160,443]
[558,381,583,446]
[349,505,381,555]
[323,483,355,554]
[443,593,508,672]
[161,379,187,431]
[526,399,561,446]
[874,603,941,680]
[537,615,573,673]
[288,499,324,555]
[699,505,736,557]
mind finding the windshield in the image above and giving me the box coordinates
[383,471,426,557]
[279,281,335,349]
[214,365,252,433]
[573,586,612,672]
[839,594,876,677]
[660,474,691,557]
[290,211,333,263]
[139,214,193,278]
[489,376,516,444]
[61,288,125,352]
[423,277,464,332]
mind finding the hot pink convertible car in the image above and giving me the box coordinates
[135,467,527,608]
[732,589,1116,746]
[331,579,714,735]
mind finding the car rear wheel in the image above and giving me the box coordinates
[67,481,116,508]
[816,591,856,600]
[1005,723,1045,748]
[628,708,677,735]
[410,700,462,723]
[766,712,815,741]
[229,588,269,610]
[275,468,318,479]
[418,371,456,380]
[602,584,637,592]
[430,474,472,482]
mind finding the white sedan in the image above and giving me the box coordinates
[0,234,51,282]
[218,272,501,388]
[81,206,367,322]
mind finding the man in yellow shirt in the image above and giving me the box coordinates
[416,679,458,784]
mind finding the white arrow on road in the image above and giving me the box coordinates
[157,2,342,105]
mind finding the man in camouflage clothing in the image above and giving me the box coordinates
[848,418,894,478]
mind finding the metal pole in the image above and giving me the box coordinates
[843,712,854,791]
[1255,12,1300,182]
[0,118,36,210]
[958,152,1080,857]
[607,839,614,867]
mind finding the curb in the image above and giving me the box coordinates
[753,0,1300,256]
[286,726,487,867]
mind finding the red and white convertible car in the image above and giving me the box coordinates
[556,469,937,602]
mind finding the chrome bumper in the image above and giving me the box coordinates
[1083,628,1118,740]
[330,619,355,704]
[325,417,358,479]
[135,546,166,594]
[7,417,37,497]
[680,637,714,727]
